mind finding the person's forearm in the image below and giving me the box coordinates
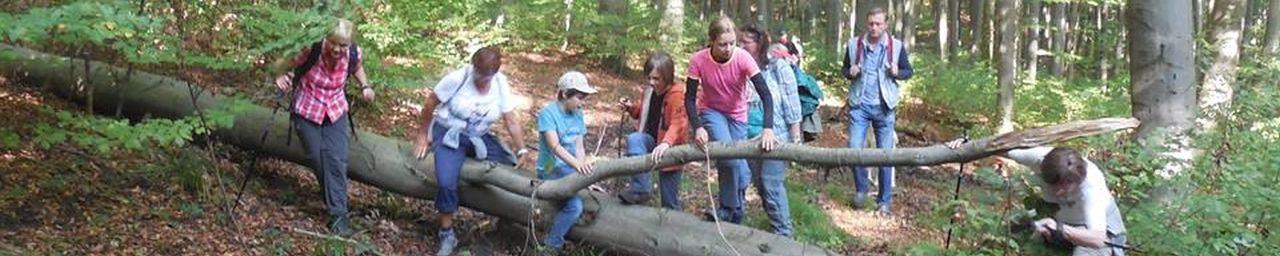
[419,94,440,137]
[1062,225,1108,248]
[505,114,526,151]
[355,66,370,88]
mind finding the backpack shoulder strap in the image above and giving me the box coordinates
[292,41,324,86]
[855,35,865,65]
[439,67,471,106]
[347,44,359,77]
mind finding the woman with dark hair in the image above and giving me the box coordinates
[411,46,528,256]
[740,25,801,237]
[617,51,690,210]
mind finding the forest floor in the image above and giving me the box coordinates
[0,48,995,255]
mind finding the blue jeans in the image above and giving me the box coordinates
[701,110,749,223]
[293,114,351,218]
[847,104,896,205]
[623,132,684,210]
[748,129,793,237]
[431,123,515,214]
[542,165,583,250]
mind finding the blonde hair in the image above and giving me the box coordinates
[329,18,354,42]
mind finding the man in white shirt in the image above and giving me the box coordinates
[949,142,1129,256]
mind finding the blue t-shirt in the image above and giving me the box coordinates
[536,101,587,178]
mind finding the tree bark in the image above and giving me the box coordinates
[903,0,918,47]
[1265,0,1280,54]
[1050,1,1067,76]
[949,0,962,52]
[996,0,1018,133]
[831,0,846,51]
[968,0,987,56]
[938,0,952,60]
[0,44,836,256]
[759,0,770,30]
[1198,0,1244,132]
[659,0,684,50]
[1024,0,1041,82]
[598,0,629,72]
[560,0,575,51]
[1126,0,1197,184]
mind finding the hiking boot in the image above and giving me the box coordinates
[329,215,355,237]
[617,192,652,205]
[851,192,870,209]
[436,228,458,256]
[877,204,893,217]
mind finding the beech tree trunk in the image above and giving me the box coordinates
[1126,0,1198,196]
[996,0,1019,133]
[1198,0,1244,132]
[0,44,1141,255]
[1265,0,1280,54]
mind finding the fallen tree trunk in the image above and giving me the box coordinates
[0,44,837,255]
[0,44,1139,255]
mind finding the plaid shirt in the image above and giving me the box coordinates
[291,43,362,124]
[747,58,802,128]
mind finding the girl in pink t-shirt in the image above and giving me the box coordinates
[683,16,777,223]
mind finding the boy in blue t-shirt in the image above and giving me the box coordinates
[535,71,598,252]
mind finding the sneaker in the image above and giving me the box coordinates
[436,228,458,256]
[617,192,652,205]
[329,216,355,237]
[851,192,869,209]
[877,204,892,216]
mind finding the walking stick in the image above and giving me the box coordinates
[944,134,970,249]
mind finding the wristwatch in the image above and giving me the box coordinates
[516,148,530,156]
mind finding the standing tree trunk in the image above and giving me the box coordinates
[1050,1,1067,76]
[1024,0,1041,82]
[1265,0,1280,54]
[996,0,1018,133]
[659,0,683,50]
[831,0,846,51]
[598,0,628,72]
[949,0,962,52]
[968,0,987,56]
[560,0,575,51]
[1126,0,1197,190]
[1198,0,1245,132]
[1194,0,1206,34]
[759,0,770,31]
[938,0,952,60]
[903,0,918,47]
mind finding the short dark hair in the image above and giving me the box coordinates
[643,51,676,87]
[471,46,502,75]
[1040,147,1087,186]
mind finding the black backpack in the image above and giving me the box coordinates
[285,41,363,144]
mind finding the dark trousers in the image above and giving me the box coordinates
[294,114,351,218]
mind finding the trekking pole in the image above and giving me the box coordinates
[259,90,286,143]
[944,133,970,249]
[347,93,360,142]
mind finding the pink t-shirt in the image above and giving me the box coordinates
[687,47,761,122]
